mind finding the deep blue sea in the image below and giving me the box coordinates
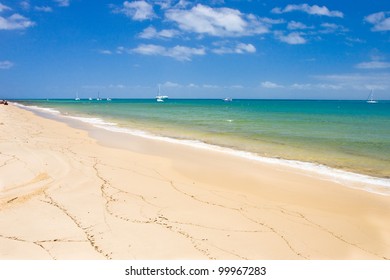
[16,99,390,185]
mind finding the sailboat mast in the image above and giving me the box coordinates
[366,89,377,103]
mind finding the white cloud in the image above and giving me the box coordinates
[260,81,344,91]
[364,11,390,31]
[314,73,390,90]
[98,49,113,55]
[259,17,285,25]
[287,21,312,30]
[116,46,126,54]
[139,26,157,38]
[139,26,180,39]
[212,42,256,54]
[345,37,365,46]
[155,0,174,9]
[132,44,164,55]
[203,84,220,89]
[289,83,343,90]
[155,0,192,10]
[235,43,256,53]
[346,37,365,43]
[290,83,313,90]
[261,81,284,88]
[0,60,14,69]
[35,6,53,12]
[0,13,35,30]
[114,1,156,21]
[131,44,206,61]
[355,61,390,69]
[54,0,70,7]
[320,23,348,34]
[109,84,125,89]
[162,81,181,87]
[165,4,269,37]
[316,83,343,90]
[20,1,30,10]
[272,4,343,18]
[0,3,11,12]
[275,32,307,45]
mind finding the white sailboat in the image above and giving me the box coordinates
[366,90,377,104]
[75,91,80,101]
[156,85,168,102]
[96,92,102,101]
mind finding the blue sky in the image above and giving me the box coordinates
[1,0,390,99]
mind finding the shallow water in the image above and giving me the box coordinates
[17,99,390,179]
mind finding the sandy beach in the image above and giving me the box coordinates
[0,104,389,260]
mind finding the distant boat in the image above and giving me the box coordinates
[223,97,233,102]
[366,90,377,104]
[96,92,102,101]
[88,97,92,101]
[75,92,80,101]
[156,85,168,102]
[107,97,111,101]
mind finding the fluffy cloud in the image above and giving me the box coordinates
[35,6,53,12]
[235,43,256,53]
[165,4,269,37]
[275,32,307,44]
[364,11,390,31]
[54,0,70,7]
[0,60,14,69]
[131,44,206,61]
[139,26,180,39]
[0,13,35,30]
[272,4,343,18]
[212,42,256,54]
[320,23,348,34]
[287,21,312,30]
[162,81,181,87]
[261,81,284,88]
[290,83,313,90]
[114,1,156,21]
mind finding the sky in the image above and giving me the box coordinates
[1,0,390,99]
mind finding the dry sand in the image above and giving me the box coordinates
[0,104,389,260]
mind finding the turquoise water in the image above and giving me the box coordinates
[17,99,390,179]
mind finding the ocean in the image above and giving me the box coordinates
[15,99,390,194]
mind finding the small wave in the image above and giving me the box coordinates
[67,116,118,126]
[14,102,61,115]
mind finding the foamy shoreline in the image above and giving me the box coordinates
[14,101,390,196]
[1,104,390,259]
